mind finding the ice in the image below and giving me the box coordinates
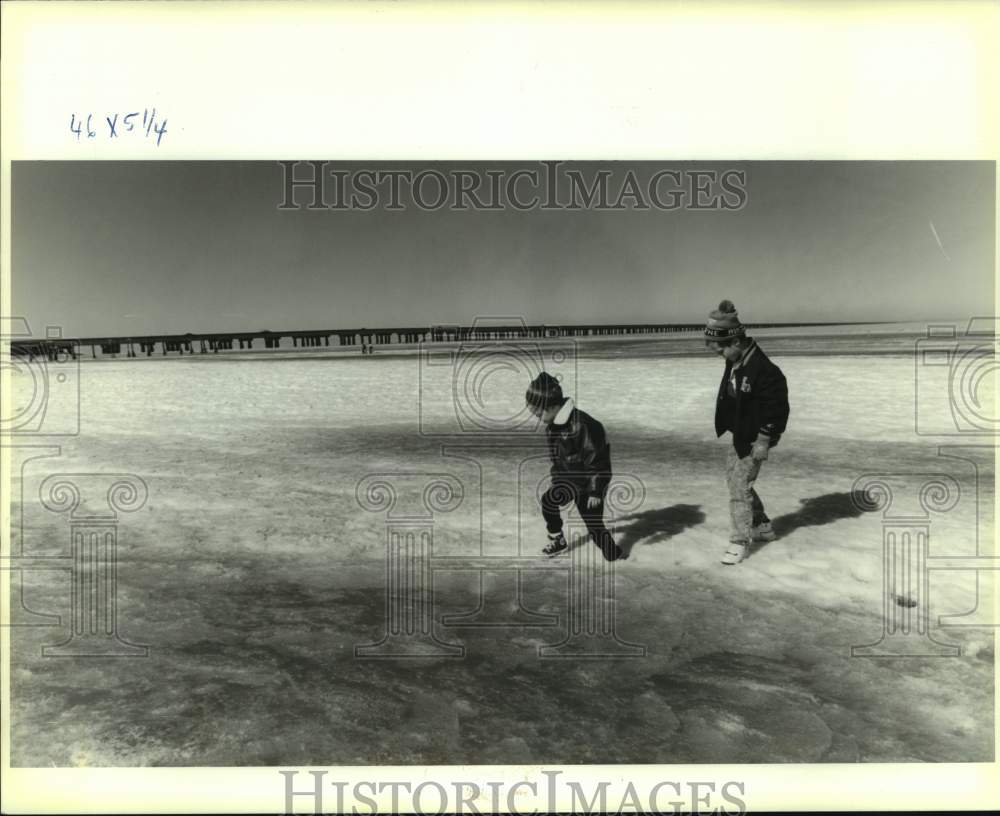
[7,335,995,765]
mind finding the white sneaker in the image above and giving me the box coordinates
[751,521,776,542]
[721,542,749,565]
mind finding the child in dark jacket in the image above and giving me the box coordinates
[526,372,623,562]
[705,300,790,565]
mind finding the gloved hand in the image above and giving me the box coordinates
[751,437,771,461]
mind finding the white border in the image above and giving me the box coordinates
[2,1,998,813]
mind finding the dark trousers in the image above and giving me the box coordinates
[541,479,615,550]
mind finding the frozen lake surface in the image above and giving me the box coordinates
[8,334,995,765]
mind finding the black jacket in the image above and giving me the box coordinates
[547,404,612,496]
[715,341,789,458]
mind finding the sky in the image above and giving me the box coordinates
[10,160,995,338]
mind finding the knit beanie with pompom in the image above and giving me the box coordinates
[525,371,564,410]
[704,299,746,341]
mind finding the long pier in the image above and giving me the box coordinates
[9,321,847,360]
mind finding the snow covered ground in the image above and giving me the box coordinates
[7,328,995,765]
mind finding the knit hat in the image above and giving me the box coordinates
[704,299,745,341]
[525,371,564,410]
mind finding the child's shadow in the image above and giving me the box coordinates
[613,504,706,558]
[756,490,870,554]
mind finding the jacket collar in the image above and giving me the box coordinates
[732,340,758,371]
[552,397,575,426]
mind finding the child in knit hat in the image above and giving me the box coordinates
[705,300,790,564]
[525,372,623,562]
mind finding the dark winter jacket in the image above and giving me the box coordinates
[546,400,613,496]
[715,340,790,458]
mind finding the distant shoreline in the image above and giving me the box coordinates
[64,328,957,363]
[69,348,921,364]
[43,320,987,364]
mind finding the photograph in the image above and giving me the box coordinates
[1,2,997,814]
[6,160,995,771]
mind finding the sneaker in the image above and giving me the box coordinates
[542,533,568,557]
[721,541,749,565]
[751,520,776,542]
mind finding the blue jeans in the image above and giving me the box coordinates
[726,448,767,543]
